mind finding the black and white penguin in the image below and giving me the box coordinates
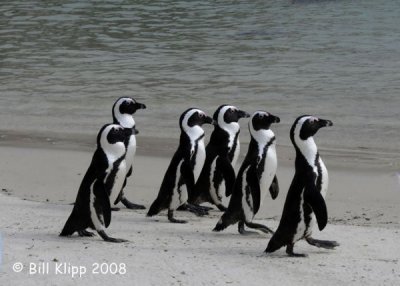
[265,115,339,257]
[147,108,214,223]
[213,111,280,234]
[112,97,146,210]
[190,105,249,211]
[60,124,129,242]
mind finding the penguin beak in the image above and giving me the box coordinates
[319,119,333,128]
[136,102,146,110]
[272,115,280,123]
[238,110,250,119]
[204,116,214,125]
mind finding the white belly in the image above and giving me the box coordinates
[125,134,137,171]
[294,191,306,242]
[109,160,127,205]
[241,166,254,221]
[209,158,223,204]
[170,161,188,210]
[231,139,240,167]
[259,145,277,208]
[193,139,205,182]
[319,158,329,198]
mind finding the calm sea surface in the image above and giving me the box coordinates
[0,1,399,160]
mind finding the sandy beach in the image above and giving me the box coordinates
[0,135,399,285]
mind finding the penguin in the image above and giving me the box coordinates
[112,97,146,210]
[147,108,214,223]
[265,115,339,257]
[213,111,280,235]
[190,105,250,211]
[60,124,129,243]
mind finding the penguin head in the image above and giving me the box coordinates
[112,97,146,128]
[98,124,127,160]
[179,108,213,136]
[250,111,280,132]
[213,105,250,125]
[290,115,333,144]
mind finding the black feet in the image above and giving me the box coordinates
[78,230,95,237]
[245,222,275,234]
[121,198,146,210]
[98,230,128,243]
[286,244,307,257]
[185,203,209,216]
[238,221,258,235]
[216,204,227,212]
[306,237,340,249]
[111,207,121,211]
[168,210,187,224]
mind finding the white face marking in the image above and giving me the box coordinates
[218,106,240,150]
[293,116,318,172]
[113,98,135,128]
[249,111,276,159]
[181,109,206,154]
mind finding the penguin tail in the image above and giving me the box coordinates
[265,234,283,254]
[147,199,162,217]
[60,207,86,236]
[60,216,76,236]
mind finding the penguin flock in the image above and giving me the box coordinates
[60,97,340,257]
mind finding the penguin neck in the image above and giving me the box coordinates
[115,114,135,129]
[295,136,318,167]
[251,129,275,158]
[100,140,126,164]
[219,122,240,149]
[182,126,205,150]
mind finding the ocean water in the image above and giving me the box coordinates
[0,0,399,161]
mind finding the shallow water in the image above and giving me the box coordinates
[1,0,399,160]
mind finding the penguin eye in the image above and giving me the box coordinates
[199,113,204,118]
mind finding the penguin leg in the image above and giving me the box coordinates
[111,207,121,211]
[216,204,227,212]
[244,222,275,234]
[238,221,259,235]
[286,244,307,257]
[168,210,187,224]
[121,196,146,210]
[78,230,95,237]
[97,230,128,243]
[306,237,340,249]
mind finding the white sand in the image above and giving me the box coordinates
[0,194,399,286]
[0,145,399,285]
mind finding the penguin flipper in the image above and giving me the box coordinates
[216,156,236,197]
[93,179,112,228]
[304,181,328,231]
[269,175,279,200]
[246,165,261,214]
